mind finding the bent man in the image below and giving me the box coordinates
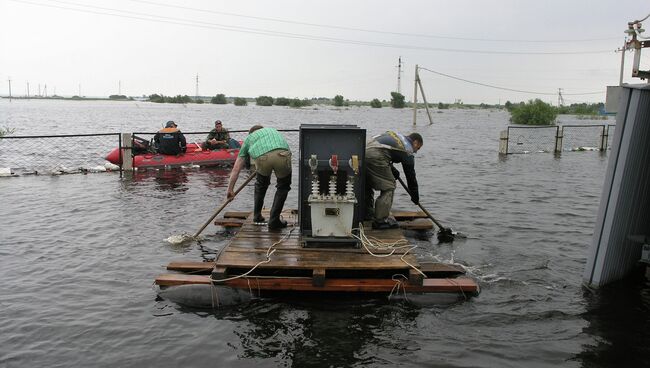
[365,131,423,229]
[227,125,292,230]
[154,121,187,155]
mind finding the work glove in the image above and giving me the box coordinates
[409,187,419,205]
[390,165,400,179]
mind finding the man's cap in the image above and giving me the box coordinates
[166,121,177,128]
[215,120,222,125]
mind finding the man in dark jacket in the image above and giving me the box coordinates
[203,120,231,150]
[365,131,423,229]
[154,121,187,155]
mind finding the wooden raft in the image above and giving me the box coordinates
[155,209,479,295]
[214,210,436,231]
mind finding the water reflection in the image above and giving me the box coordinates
[211,298,420,367]
[196,166,238,190]
[576,270,650,367]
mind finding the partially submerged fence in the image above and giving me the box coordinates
[0,130,301,177]
[499,124,616,154]
[0,133,122,175]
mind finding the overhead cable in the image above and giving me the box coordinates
[9,0,614,56]
[125,0,619,44]
[418,67,603,96]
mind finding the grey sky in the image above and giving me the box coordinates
[1,0,648,104]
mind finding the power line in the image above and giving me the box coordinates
[125,0,619,44]
[8,0,615,56]
[418,67,603,96]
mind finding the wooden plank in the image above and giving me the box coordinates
[409,268,424,286]
[391,211,429,220]
[155,274,479,294]
[211,266,227,280]
[156,274,211,286]
[419,262,466,275]
[223,211,251,219]
[312,268,326,287]
[399,218,434,230]
[166,261,214,272]
[165,260,464,276]
[215,250,418,270]
[224,245,409,255]
[214,218,245,227]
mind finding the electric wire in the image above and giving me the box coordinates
[8,0,614,56]
[418,66,604,96]
[633,12,650,23]
[125,0,619,44]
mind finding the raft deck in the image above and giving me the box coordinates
[155,209,479,296]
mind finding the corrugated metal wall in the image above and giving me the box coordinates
[584,84,650,288]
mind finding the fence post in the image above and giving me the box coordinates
[499,130,509,154]
[121,133,133,171]
[554,126,563,153]
[599,125,607,151]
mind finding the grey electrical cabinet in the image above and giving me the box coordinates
[298,124,366,237]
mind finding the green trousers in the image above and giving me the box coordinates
[364,147,395,221]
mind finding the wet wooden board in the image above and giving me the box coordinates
[167,261,214,273]
[155,274,479,293]
[214,210,432,230]
[213,218,246,227]
[391,211,430,220]
[215,250,417,270]
[214,209,418,271]
[223,211,251,219]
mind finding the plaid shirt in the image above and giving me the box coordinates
[238,127,289,159]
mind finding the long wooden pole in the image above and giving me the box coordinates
[194,172,257,237]
[418,78,434,125]
[395,176,455,242]
[412,64,418,126]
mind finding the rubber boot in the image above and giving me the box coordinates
[253,173,271,223]
[268,175,291,230]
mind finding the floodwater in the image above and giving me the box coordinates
[1,99,648,368]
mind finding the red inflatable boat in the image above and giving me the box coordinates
[105,143,239,168]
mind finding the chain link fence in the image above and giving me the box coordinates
[503,124,616,154]
[562,125,611,152]
[0,133,121,175]
[506,126,559,154]
[0,130,302,177]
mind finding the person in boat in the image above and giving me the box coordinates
[365,131,423,229]
[226,125,292,230]
[154,121,187,155]
[203,120,231,150]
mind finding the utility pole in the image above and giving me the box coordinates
[44,84,47,97]
[557,88,565,106]
[619,38,627,85]
[396,56,403,94]
[7,77,12,101]
[195,73,199,100]
[27,82,30,97]
[412,65,418,126]
[412,65,434,126]
[38,84,41,97]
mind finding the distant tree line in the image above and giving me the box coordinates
[149,94,194,104]
[109,95,133,100]
[0,127,15,137]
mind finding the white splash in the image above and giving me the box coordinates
[164,233,197,245]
